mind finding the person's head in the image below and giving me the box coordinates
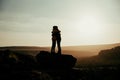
[53,26,58,30]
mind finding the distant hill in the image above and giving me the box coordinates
[0,46,49,51]
[0,43,120,57]
[98,46,120,60]
[62,43,120,57]
[0,46,50,56]
[76,45,120,67]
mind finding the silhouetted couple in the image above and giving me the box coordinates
[51,26,61,54]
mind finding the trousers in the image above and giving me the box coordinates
[51,39,61,54]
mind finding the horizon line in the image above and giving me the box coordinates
[0,42,120,47]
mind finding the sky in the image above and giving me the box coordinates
[0,0,120,47]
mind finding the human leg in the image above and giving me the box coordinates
[51,40,56,53]
[57,39,61,54]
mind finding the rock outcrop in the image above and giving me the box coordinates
[0,49,78,80]
[99,46,120,59]
[36,51,77,69]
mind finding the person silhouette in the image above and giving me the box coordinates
[51,26,61,54]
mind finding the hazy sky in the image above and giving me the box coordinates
[0,0,120,46]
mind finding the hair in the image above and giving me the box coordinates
[53,26,58,29]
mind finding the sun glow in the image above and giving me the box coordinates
[74,15,105,44]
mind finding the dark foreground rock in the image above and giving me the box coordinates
[36,51,77,69]
[1,47,120,80]
[0,50,79,80]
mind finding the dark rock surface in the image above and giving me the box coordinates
[1,47,120,80]
[36,51,77,69]
[0,49,78,80]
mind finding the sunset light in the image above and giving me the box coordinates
[0,0,120,46]
[78,15,103,37]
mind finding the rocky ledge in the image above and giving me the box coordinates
[36,51,77,69]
